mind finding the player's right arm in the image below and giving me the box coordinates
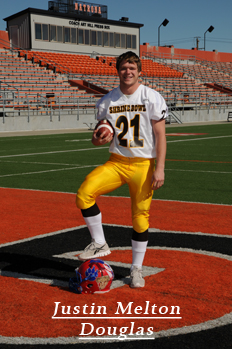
[92,129,113,146]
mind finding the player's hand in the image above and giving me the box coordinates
[92,129,113,146]
[151,168,165,190]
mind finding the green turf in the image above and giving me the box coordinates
[0,123,231,205]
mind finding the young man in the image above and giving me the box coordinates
[76,51,167,288]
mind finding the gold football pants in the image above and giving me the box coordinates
[76,153,154,233]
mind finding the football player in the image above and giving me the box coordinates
[76,51,167,288]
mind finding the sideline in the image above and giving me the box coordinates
[0,121,228,138]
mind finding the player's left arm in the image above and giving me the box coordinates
[151,118,166,190]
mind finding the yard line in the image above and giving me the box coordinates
[0,164,101,178]
[166,159,232,164]
[166,134,232,143]
[0,160,78,166]
[65,139,91,142]
[166,169,232,174]
[0,165,231,179]
[0,134,231,159]
[0,146,108,159]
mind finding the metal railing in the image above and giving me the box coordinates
[0,80,19,101]
[1,88,231,122]
[0,94,101,123]
[142,51,197,64]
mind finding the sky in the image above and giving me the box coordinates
[1,0,232,53]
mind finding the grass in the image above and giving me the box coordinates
[0,123,231,205]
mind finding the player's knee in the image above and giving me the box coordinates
[76,188,93,210]
[133,222,149,233]
[132,212,149,233]
[76,189,84,210]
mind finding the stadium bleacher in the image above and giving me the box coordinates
[0,50,99,114]
[1,45,232,127]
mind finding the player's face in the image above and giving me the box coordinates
[118,59,141,92]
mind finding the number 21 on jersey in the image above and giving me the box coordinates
[116,114,144,148]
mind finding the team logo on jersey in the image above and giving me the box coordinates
[109,104,146,114]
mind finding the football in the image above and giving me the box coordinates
[96,119,114,138]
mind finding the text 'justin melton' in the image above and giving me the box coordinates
[52,301,181,317]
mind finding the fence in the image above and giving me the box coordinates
[0,94,100,123]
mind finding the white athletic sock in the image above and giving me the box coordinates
[131,239,148,270]
[84,213,106,245]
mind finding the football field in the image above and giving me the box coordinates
[0,122,231,348]
[0,122,232,204]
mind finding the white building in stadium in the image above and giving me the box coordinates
[4,0,143,56]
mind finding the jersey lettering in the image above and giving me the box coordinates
[109,104,146,114]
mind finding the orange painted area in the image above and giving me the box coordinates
[0,188,80,244]
[0,249,231,337]
[100,196,231,236]
[0,187,231,338]
[0,187,231,245]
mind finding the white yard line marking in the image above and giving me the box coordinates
[0,165,230,178]
[0,165,101,178]
[165,169,232,174]
[0,134,231,159]
[166,134,232,143]
[0,134,231,178]
[65,139,91,142]
[0,146,108,159]
[0,160,77,166]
